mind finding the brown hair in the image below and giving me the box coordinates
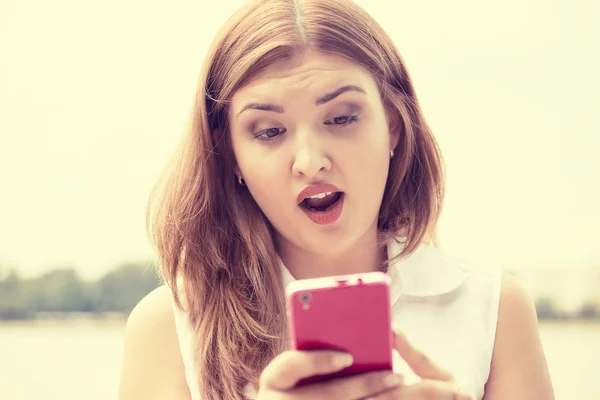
[146,0,444,398]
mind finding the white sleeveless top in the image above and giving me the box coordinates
[171,240,502,399]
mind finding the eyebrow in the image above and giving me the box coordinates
[235,85,367,119]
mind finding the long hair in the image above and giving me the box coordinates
[146,0,444,398]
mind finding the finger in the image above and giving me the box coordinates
[259,350,354,390]
[377,379,473,400]
[294,371,405,400]
[393,327,453,381]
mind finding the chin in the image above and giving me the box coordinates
[273,208,377,256]
[298,226,362,256]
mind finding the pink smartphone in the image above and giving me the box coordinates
[286,271,394,386]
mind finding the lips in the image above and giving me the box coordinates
[300,191,342,210]
[296,183,342,205]
[296,183,345,225]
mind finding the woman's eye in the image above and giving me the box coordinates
[252,115,358,141]
[324,115,359,127]
[254,127,286,140]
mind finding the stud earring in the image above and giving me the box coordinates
[237,174,246,186]
[390,147,395,159]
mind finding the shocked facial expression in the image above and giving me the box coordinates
[228,50,399,256]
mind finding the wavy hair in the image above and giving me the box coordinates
[146,0,444,398]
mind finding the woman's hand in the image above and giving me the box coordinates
[257,350,405,399]
[257,328,472,399]
[367,328,472,400]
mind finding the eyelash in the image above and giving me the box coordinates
[253,115,359,141]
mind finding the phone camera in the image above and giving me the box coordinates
[299,292,312,303]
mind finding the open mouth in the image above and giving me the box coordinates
[299,191,343,212]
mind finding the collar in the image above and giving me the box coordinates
[279,238,470,305]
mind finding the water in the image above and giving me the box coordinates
[0,319,125,400]
[538,322,599,399]
[0,320,597,399]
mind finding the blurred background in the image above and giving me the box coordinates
[0,0,598,398]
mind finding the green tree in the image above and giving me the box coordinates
[25,267,91,313]
[92,262,161,313]
[0,269,30,319]
[535,297,560,320]
[0,261,162,319]
[577,303,600,320]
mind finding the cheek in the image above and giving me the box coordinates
[341,132,390,197]
[244,150,283,182]
[234,136,277,181]
[353,149,389,190]
[346,128,390,170]
[238,150,287,207]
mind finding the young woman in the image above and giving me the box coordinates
[118,0,554,399]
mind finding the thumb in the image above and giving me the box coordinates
[260,350,354,390]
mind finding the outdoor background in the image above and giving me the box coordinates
[1,0,598,399]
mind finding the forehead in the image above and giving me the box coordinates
[231,51,378,106]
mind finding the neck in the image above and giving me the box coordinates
[276,224,387,280]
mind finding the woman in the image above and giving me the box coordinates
[118,0,554,399]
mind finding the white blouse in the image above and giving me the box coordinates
[171,240,502,399]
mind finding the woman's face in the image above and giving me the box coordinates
[228,50,398,256]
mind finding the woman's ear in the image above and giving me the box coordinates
[387,110,402,149]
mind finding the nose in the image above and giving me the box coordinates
[291,135,332,180]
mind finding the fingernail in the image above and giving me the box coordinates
[384,373,404,388]
[332,353,354,368]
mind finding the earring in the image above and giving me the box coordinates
[237,174,246,186]
[390,147,395,159]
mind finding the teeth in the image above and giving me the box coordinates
[306,191,333,200]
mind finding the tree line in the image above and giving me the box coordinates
[1,262,598,321]
[0,262,162,320]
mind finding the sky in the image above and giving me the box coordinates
[0,0,598,280]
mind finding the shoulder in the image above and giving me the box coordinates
[495,273,542,344]
[117,285,191,400]
[497,272,536,317]
[482,272,554,399]
[125,283,189,331]
[494,273,539,341]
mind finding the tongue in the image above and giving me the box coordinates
[303,192,341,210]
